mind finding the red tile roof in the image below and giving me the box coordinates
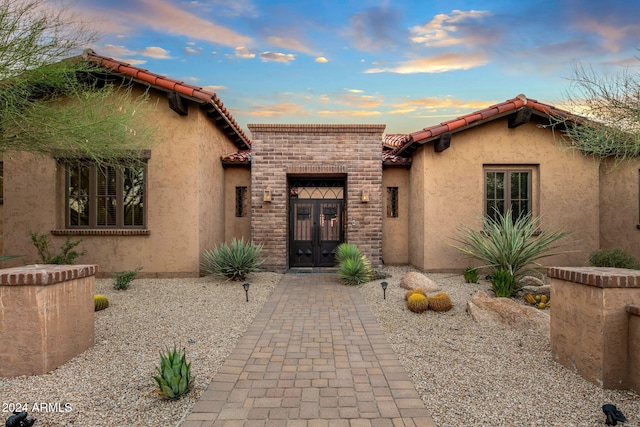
[391,94,581,156]
[82,49,250,150]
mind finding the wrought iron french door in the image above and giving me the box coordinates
[289,199,343,267]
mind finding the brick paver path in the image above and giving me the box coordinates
[181,273,436,427]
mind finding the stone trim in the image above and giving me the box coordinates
[248,124,386,134]
[547,266,640,288]
[286,164,347,174]
[51,229,150,236]
[0,264,98,286]
[628,304,640,316]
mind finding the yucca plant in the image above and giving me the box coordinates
[153,347,193,400]
[338,254,373,285]
[452,209,571,281]
[334,243,362,265]
[200,237,266,281]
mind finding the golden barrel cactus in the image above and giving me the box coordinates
[405,288,427,301]
[94,294,109,311]
[428,292,453,312]
[407,293,429,313]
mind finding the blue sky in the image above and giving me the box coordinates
[75,0,640,135]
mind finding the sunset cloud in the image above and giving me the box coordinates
[141,46,172,59]
[315,57,329,63]
[365,52,488,74]
[260,52,295,63]
[410,10,493,47]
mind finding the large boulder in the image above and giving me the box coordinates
[520,285,551,299]
[399,271,441,293]
[518,275,546,287]
[466,290,549,332]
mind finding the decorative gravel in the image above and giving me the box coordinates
[1,267,638,426]
[359,266,640,427]
[0,273,281,427]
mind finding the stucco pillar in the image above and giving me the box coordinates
[548,267,640,390]
[0,264,97,377]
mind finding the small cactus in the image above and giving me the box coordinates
[427,292,453,312]
[407,293,429,313]
[405,288,427,301]
[463,267,479,283]
[94,294,109,311]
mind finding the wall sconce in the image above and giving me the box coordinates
[263,187,272,202]
[361,189,369,203]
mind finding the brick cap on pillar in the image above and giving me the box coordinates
[547,266,640,288]
[0,264,99,286]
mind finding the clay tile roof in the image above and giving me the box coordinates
[82,49,250,150]
[221,150,252,166]
[402,94,579,152]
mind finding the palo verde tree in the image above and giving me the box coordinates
[0,0,156,164]
[554,62,640,162]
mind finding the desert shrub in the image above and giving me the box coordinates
[113,267,142,290]
[29,231,85,264]
[490,268,519,298]
[463,266,479,283]
[153,347,193,400]
[452,209,570,280]
[589,248,640,270]
[200,237,266,281]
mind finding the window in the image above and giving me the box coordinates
[66,162,146,228]
[485,169,531,221]
[386,187,398,218]
[235,186,247,217]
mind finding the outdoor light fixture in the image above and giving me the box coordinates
[263,187,272,202]
[243,282,250,302]
[381,281,388,299]
[361,189,369,203]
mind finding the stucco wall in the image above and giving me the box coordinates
[382,167,409,264]
[410,118,600,272]
[224,167,252,242]
[598,159,640,262]
[1,87,239,276]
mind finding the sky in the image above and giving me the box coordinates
[72,0,640,135]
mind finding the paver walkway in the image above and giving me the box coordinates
[180,272,436,427]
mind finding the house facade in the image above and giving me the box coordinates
[1,50,638,276]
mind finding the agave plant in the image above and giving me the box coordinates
[452,209,571,281]
[153,347,193,400]
[200,237,266,281]
[338,253,373,285]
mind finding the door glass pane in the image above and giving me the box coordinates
[320,203,340,241]
[294,203,313,241]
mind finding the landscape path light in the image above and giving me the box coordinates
[381,281,388,300]
[243,282,250,302]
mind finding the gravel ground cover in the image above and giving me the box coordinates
[0,273,281,427]
[1,266,638,427]
[359,266,640,427]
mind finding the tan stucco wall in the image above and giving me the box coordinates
[410,119,600,272]
[408,150,426,269]
[1,87,238,276]
[382,167,409,264]
[598,159,640,262]
[224,167,252,242]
